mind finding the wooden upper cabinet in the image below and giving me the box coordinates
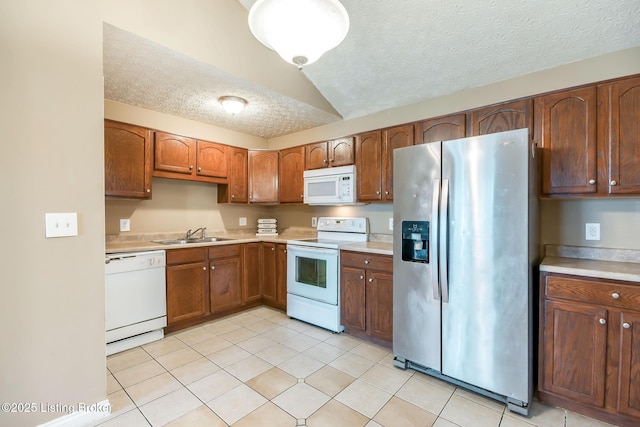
[196,140,227,179]
[599,76,640,195]
[415,114,466,144]
[153,131,228,183]
[305,137,354,169]
[248,150,279,203]
[382,124,414,201]
[355,131,383,202]
[104,120,152,199]
[218,146,248,204]
[538,86,597,196]
[279,146,305,203]
[468,99,533,138]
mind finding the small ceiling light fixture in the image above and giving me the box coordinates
[218,96,247,114]
[248,0,349,70]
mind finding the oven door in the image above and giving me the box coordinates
[287,244,339,305]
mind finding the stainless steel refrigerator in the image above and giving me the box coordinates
[392,128,538,415]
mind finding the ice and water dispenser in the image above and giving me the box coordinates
[401,221,429,263]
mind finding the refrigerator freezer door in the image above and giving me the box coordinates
[393,142,442,371]
[441,129,530,402]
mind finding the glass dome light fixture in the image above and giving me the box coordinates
[248,0,349,70]
[218,96,248,114]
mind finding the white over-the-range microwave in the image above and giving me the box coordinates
[303,164,358,205]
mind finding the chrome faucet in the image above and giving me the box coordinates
[186,227,206,239]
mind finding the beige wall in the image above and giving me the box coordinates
[0,1,106,426]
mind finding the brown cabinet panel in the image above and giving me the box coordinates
[243,243,262,303]
[104,120,152,199]
[305,141,330,170]
[167,247,207,265]
[355,131,383,201]
[545,275,640,310]
[279,146,305,203]
[367,270,393,342]
[539,86,597,195]
[382,124,414,200]
[618,311,640,418]
[261,242,277,302]
[276,244,288,308]
[248,150,279,203]
[209,256,242,313]
[600,76,640,195]
[340,266,366,332]
[305,138,354,169]
[166,261,209,324]
[542,299,607,406]
[154,131,196,175]
[341,251,394,271]
[196,140,227,178]
[415,114,466,145]
[468,99,533,137]
[218,146,248,203]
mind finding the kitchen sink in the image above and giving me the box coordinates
[153,237,234,245]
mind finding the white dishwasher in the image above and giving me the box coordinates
[105,250,167,356]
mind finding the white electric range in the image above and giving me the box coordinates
[286,217,368,332]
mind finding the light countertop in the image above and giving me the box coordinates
[341,241,393,256]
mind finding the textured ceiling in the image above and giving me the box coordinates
[104,0,640,139]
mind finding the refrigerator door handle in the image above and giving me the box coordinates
[431,179,441,300]
[440,178,450,303]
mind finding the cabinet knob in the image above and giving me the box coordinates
[610,180,617,186]
[146,189,151,193]
[612,292,620,299]
[599,318,607,325]
[189,165,194,170]
[323,159,328,164]
[284,249,287,253]
[588,179,596,185]
[359,275,364,280]
[376,190,380,195]
[211,265,215,270]
[330,158,334,163]
[198,167,202,172]
[364,260,369,264]
[385,191,389,195]
[623,322,631,329]
[368,278,373,282]
[202,267,206,271]
[271,247,275,251]
[231,194,235,198]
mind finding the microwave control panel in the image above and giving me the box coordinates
[339,176,352,197]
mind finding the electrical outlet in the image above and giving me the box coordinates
[311,217,318,227]
[45,213,78,238]
[585,223,600,241]
[389,217,393,231]
[239,217,247,226]
[119,218,130,232]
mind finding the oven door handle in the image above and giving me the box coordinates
[286,246,338,256]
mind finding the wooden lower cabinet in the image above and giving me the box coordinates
[261,242,288,310]
[539,272,640,427]
[243,243,263,303]
[166,244,242,332]
[340,251,393,345]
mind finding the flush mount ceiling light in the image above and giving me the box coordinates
[248,0,349,70]
[218,96,247,114]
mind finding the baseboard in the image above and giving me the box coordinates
[36,399,111,427]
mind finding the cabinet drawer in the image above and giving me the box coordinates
[341,251,393,272]
[167,247,207,265]
[545,274,640,310]
[208,244,240,259]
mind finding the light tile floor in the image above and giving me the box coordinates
[97,307,619,427]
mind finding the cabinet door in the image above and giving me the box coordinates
[104,120,152,199]
[261,243,277,303]
[154,131,196,176]
[539,87,597,195]
[305,142,329,169]
[223,146,248,203]
[243,243,262,303]
[248,151,279,203]
[367,270,393,342]
[382,124,413,200]
[601,76,640,195]
[329,137,355,167]
[541,299,607,407]
[468,99,533,137]
[209,256,242,313]
[415,114,466,145]
[166,261,208,324]
[279,146,305,203]
[276,244,288,308]
[355,131,383,201]
[196,140,227,179]
[340,266,366,332]
[618,311,640,418]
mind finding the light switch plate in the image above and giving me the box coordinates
[389,217,394,230]
[239,217,247,226]
[311,217,318,227]
[119,218,130,232]
[45,213,78,238]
